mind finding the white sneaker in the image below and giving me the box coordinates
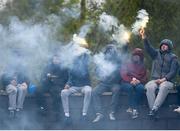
[109,112,116,121]
[131,109,139,119]
[174,107,180,113]
[92,113,104,123]
[126,107,133,114]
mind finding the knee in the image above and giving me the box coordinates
[84,86,92,94]
[7,85,18,94]
[146,86,156,93]
[61,89,69,97]
[92,87,101,96]
[136,85,145,93]
[145,82,156,92]
[112,86,120,93]
[18,84,28,92]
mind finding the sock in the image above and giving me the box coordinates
[65,113,70,117]
[82,112,87,116]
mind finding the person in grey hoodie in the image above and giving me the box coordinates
[139,28,179,117]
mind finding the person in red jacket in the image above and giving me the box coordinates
[120,48,147,119]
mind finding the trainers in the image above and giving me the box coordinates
[109,112,116,121]
[131,109,138,119]
[92,113,104,123]
[148,109,157,116]
[64,116,72,126]
[81,115,89,122]
[126,107,133,114]
[15,108,22,118]
[174,107,180,113]
[9,110,15,118]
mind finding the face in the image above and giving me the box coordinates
[161,44,169,52]
[132,55,141,63]
[52,56,60,65]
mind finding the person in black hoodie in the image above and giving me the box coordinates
[36,54,68,119]
[92,44,122,123]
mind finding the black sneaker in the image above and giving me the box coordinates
[81,115,89,122]
[64,116,72,126]
[9,110,15,118]
[15,108,22,118]
[148,109,159,119]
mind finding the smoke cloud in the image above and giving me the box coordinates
[132,9,149,35]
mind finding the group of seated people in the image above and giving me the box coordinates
[1,29,180,125]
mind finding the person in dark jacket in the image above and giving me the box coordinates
[61,52,92,122]
[139,28,179,116]
[1,58,29,118]
[36,55,68,119]
[92,44,122,123]
[120,48,147,119]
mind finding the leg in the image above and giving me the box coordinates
[121,82,134,108]
[49,86,61,112]
[81,86,92,115]
[153,81,174,110]
[133,84,145,109]
[92,83,108,114]
[61,87,78,116]
[17,83,28,109]
[6,84,17,111]
[145,80,158,110]
[110,84,121,113]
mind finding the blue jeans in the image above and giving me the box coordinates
[121,82,145,109]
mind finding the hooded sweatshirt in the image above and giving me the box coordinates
[120,48,147,84]
[143,38,179,81]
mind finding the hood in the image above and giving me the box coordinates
[160,39,173,51]
[132,48,144,62]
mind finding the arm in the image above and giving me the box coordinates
[66,70,73,88]
[144,38,158,59]
[139,28,158,59]
[165,57,179,81]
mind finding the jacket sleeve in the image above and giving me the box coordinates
[66,70,73,87]
[144,38,158,59]
[165,57,179,81]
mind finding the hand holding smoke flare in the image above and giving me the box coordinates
[132,9,149,35]
[73,34,89,48]
[59,33,90,69]
[112,25,131,46]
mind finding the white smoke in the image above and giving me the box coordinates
[86,0,106,10]
[93,52,117,79]
[99,12,119,32]
[0,2,83,84]
[99,12,131,46]
[132,9,149,35]
[0,0,13,11]
[0,16,55,82]
[112,25,131,46]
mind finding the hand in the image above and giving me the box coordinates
[139,28,146,39]
[64,85,70,89]
[155,78,166,84]
[135,79,140,84]
[131,78,140,85]
[47,73,51,78]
